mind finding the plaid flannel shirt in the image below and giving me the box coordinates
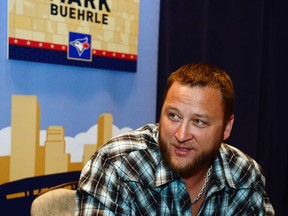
[75,124,275,215]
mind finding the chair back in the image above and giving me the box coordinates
[30,188,76,216]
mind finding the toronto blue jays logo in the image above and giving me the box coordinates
[68,32,92,61]
[70,37,90,56]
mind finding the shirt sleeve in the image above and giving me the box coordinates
[243,169,275,216]
[75,149,129,216]
[254,166,275,216]
[255,181,275,216]
[262,192,275,215]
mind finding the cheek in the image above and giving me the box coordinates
[195,128,223,147]
[159,127,172,142]
[208,132,223,149]
[159,117,171,133]
[159,125,176,145]
[159,121,178,140]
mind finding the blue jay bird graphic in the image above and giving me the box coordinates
[69,37,90,56]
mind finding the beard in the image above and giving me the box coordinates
[159,135,220,178]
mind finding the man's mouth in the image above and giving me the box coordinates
[174,145,193,156]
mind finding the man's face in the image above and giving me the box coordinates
[159,82,234,177]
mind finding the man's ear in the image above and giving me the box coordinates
[223,115,234,141]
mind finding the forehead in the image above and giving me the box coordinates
[166,82,222,101]
[164,82,224,117]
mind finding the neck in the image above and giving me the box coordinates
[182,163,210,187]
[182,164,212,204]
[182,164,212,215]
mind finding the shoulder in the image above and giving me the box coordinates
[218,144,266,188]
[102,123,158,154]
[89,124,159,165]
[219,144,259,168]
[89,124,160,183]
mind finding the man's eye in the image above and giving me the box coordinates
[168,113,180,120]
[193,119,207,127]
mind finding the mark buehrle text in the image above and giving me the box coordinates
[50,0,111,25]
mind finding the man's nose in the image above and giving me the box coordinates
[175,123,193,143]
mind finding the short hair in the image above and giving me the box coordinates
[163,63,234,123]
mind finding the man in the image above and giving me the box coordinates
[75,63,275,215]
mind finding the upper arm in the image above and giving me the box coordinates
[75,151,129,215]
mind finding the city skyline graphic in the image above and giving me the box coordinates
[0,95,131,186]
[0,95,132,215]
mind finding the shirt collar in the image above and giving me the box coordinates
[153,124,180,188]
[207,144,239,196]
[154,160,179,188]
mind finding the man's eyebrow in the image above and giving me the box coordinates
[192,113,214,121]
[165,106,178,111]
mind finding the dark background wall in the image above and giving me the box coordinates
[157,1,288,214]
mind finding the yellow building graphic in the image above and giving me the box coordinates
[83,113,112,165]
[10,95,42,181]
[45,126,68,175]
[0,95,112,185]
